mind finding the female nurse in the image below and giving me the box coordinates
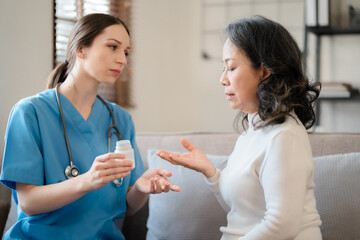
[158,16,322,239]
[1,13,180,239]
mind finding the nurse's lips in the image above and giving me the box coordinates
[110,69,121,76]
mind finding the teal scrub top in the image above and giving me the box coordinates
[1,89,145,240]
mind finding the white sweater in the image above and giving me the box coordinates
[206,113,322,240]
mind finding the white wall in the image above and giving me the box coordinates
[0,0,53,198]
[129,0,235,133]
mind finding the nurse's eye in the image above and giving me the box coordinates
[109,45,117,50]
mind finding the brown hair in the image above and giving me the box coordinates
[47,13,129,88]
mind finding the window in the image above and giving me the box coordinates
[54,0,132,106]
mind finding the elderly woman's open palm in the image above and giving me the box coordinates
[157,138,216,178]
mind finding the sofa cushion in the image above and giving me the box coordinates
[146,149,228,240]
[313,152,360,240]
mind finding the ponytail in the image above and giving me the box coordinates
[46,13,130,89]
[46,61,68,89]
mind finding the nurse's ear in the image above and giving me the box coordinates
[76,46,87,60]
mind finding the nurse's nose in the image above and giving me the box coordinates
[116,51,127,65]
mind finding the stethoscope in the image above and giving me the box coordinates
[55,83,123,186]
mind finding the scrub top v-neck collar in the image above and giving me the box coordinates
[55,90,105,144]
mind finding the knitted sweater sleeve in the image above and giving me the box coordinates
[205,168,231,213]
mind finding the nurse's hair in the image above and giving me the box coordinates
[47,13,129,89]
[226,15,320,131]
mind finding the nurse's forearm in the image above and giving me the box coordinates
[16,153,133,216]
[126,186,149,216]
[16,174,89,216]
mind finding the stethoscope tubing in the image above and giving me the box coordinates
[55,83,122,184]
[55,84,74,167]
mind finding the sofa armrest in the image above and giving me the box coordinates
[122,201,149,240]
[0,200,10,237]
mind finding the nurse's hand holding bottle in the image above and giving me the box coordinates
[82,152,134,191]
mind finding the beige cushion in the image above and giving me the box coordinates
[314,152,360,240]
[146,149,228,240]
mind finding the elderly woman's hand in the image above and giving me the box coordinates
[157,138,216,178]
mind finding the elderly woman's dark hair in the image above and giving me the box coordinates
[225,15,320,131]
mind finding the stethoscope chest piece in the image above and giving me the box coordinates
[65,164,79,179]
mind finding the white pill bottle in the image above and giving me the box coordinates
[115,140,135,168]
[113,140,135,187]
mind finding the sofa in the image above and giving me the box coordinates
[1,131,360,239]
